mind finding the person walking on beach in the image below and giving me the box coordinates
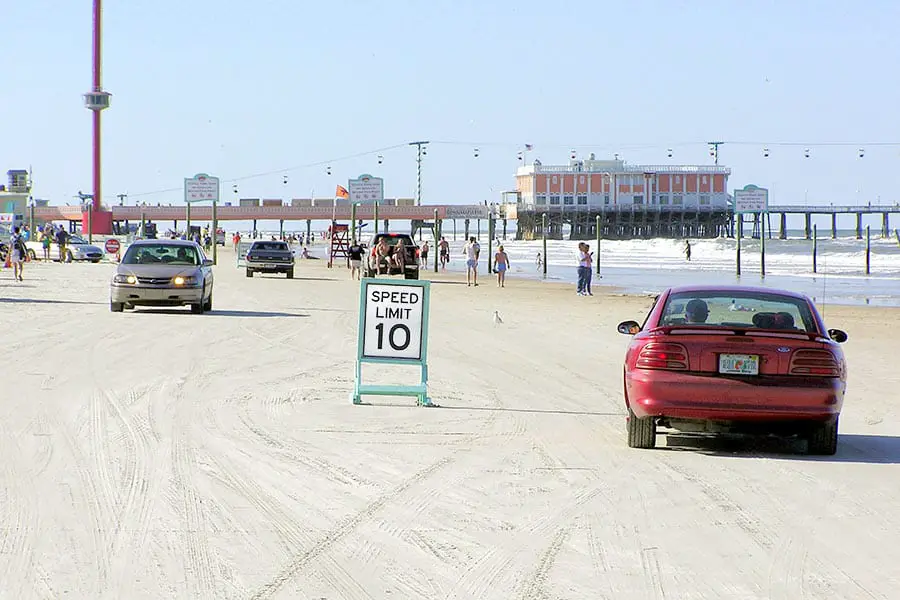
[581,243,594,296]
[348,240,364,280]
[684,240,692,262]
[420,241,429,267]
[439,237,450,269]
[9,226,26,281]
[463,236,480,286]
[576,242,592,296]
[41,227,52,261]
[536,251,543,270]
[55,225,69,263]
[494,245,510,287]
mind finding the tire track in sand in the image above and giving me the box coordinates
[0,420,39,599]
[448,484,605,600]
[249,456,454,600]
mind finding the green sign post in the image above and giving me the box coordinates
[353,278,432,406]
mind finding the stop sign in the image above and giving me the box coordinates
[105,238,121,254]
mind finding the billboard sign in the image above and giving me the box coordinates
[733,184,769,213]
[348,174,384,204]
[184,173,220,203]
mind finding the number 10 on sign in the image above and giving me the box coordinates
[354,279,432,405]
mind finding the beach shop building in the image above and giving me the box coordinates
[512,157,733,240]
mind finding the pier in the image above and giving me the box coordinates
[31,201,900,240]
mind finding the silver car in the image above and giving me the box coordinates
[110,239,214,313]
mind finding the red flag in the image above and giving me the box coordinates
[335,185,350,199]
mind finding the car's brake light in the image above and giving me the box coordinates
[789,349,841,376]
[637,342,688,370]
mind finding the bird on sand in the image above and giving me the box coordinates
[493,310,503,325]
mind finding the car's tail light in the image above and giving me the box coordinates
[789,349,841,376]
[415,249,420,257]
[637,342,688,370]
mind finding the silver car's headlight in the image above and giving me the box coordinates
[114,274,137,284]
[173,275,199,286]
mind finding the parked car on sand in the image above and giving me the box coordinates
[617,285,848,455]
[110,239,214,314]
[26,235,104,263]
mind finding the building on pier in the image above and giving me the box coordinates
[512,157,732,239]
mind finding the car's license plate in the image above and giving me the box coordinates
[719,354,759,375]
[263,263,278,268]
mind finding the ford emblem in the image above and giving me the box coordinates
[777,346,791,353]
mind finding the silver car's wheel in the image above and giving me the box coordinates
[110,302,124,313]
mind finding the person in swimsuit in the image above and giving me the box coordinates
[494,245,510,287]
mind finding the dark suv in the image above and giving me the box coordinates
[366,233,420,279]
[246,240,295,278]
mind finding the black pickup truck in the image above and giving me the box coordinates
[246,240,295,278]
[365,233,420,279]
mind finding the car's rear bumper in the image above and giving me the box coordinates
[626,369,844,421]
[246,261,293,272]
[111,285,203,305]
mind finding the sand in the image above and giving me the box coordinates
[2,249,899,599]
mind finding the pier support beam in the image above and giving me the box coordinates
[831,213,837,239]
[464,218,470,240]
[804,213,812,240]
[384,219,390,232]
[279,219,284,239]
[883,212,890,238]
[253,219,258,238]
[502,218,507,240]
[780,213,787,239]
[306,219,311,241]
[856,213,863,240]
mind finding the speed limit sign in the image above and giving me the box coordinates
[354,278,432,405]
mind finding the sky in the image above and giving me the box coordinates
[2,0,899,211]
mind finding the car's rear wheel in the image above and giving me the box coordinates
[110,302,124,313]
[627,408,657,449]
[286,269,294,279]
[246,269,253,277]
[807,417,839,455]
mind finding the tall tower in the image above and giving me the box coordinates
[83,0,114,234]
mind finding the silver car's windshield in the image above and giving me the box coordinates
[122,244,200,266]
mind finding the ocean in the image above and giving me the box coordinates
[329,231,900,308]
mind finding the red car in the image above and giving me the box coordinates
[617,285,848,455]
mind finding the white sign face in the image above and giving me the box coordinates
[348,174,384,204]
[363,283,424,360]
[184,173,220,203]
[446,205,490,219]
[734,187,769,213]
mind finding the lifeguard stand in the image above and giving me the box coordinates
[328,223,351,268]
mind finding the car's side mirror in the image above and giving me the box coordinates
[827,328,848,343]
[202,259,214,267]
[617,320,641,335]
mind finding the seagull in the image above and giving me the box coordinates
[493,310,503,325]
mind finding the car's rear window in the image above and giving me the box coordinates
[252,242,289,251]
[122,244,199,266]
[659,291,817,333]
